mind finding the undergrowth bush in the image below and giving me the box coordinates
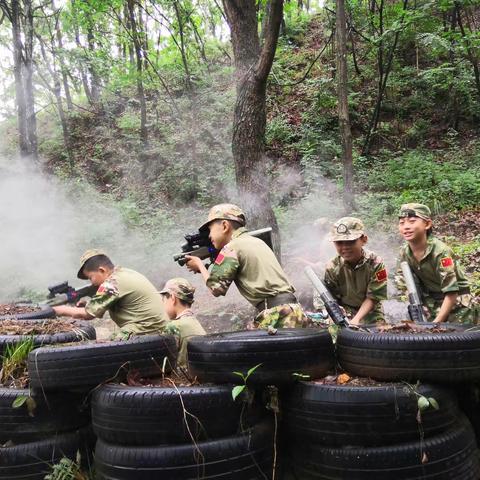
[366,150,480,213]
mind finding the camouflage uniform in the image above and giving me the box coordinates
[159,278,206,368]
[85,266,168,335]
[318,217,387,325]
[395,236,477,324]
[324,250,387,324]
[395,203,478,324]
[202,204,307,329]
[165,310,206,369]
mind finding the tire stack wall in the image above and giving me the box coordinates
[281,323,480,480]
[0,320,96,479]
[0,328,177,479]
[92,328,335,479]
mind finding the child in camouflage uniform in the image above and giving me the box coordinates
[53,249,169,336]
[185,203,307,329]
[322,217,387,325]
[395,203,478,324]
[159,277,206,369]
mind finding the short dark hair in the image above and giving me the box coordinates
[161,291,192,307]
[82,254,114,273]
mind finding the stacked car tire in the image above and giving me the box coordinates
[280,323,480,479]
[92,328,335,479]
[0,315,177,480]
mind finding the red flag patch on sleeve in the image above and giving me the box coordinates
[375,269,387,282]
[441,257,454,268]
[97,285,105,294]
[215,253,225,265]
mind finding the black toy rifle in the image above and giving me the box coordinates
[44,282,98,307]
[400,261,427,323]
[304,266,350,328]
[174,227,274,267]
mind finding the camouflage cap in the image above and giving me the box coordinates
[329,217,365,242]
[77,248,107,280]
[159,277,195,304]
[398,203,431,221]
[199,203,246,231]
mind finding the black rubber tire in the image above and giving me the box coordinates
[0,387,90,443]
[188,328,334,385]
[92,383,261,445]
[337,324,480,383]
[0,320,96,361]
[95,419,274,480]
[284,381,459,447]
[0,304,56,321]
[28,334,177,390]
[457,383,480,444]
[0,429,85,479]
[290,417,480,479]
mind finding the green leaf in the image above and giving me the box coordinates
[12,395,28,409]
[428,397,440,410]
[232,371,246,381]
[232,385,246,401]
[418,395,430,411]
[246,363,263,379]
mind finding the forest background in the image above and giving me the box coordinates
[0,0,478,320]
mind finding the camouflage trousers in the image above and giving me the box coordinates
[254,303,309,329]
[424,294,479,324]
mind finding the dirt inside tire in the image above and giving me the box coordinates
[0,304,41,316]
[0,319,83,335]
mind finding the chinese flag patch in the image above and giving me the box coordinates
[441,257,454,268]
[215,253,225,265]
[376,269,387,282]
[97,285,105,294]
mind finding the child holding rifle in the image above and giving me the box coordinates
[323,217,387,326]
[395,203,478,324]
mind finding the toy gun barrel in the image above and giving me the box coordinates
[47,281,69,298]
[173,246,213,266]
[400,261,427,323]
[304,266,350,328]
[44,282,97,306]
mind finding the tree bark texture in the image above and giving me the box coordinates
[127,0,148,143]
[335,0,355,212]
[3,0,38,159]
[222,0,284,258]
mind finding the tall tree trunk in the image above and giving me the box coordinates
[72,0,93,103]
[124,3,135,67]
[127,0,148,143]
[336,0,355,212]
[362,0,408,155]
[173,0,192,90]
[37,35,71,163]
[222,0,284,258]
[7,0,38,159]
[10,0,30,156]
[455,2,480,100]
[22,0,38,160]
[52,0,73,111]
[86,17,100,102]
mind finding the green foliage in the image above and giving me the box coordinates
[366,150,480,213]
[0,337,35,387]
[44,457,89,480]
[231,363,263,401]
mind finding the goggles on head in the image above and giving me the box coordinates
[398,209,418,219]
